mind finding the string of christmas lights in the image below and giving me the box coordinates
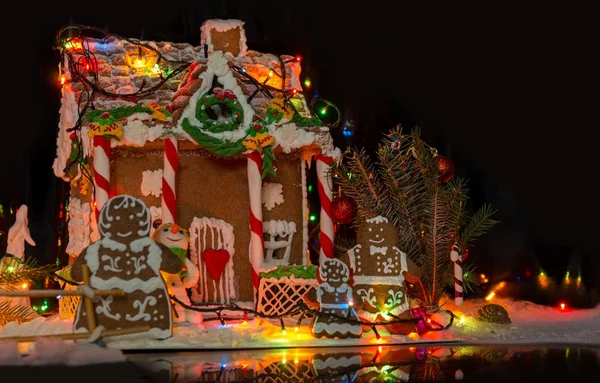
[169,295,455,337]
[56,24,314,196]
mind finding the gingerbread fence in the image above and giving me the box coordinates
[58,282,81,320]
[0,265,149,343]
[256,276,317,316]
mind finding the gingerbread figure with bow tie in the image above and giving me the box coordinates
[345,215,410,324]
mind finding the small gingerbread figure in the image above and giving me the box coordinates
[153,222,203,324]
[345,215,409,323]
[71,195,182,339]
[304,257,362,339]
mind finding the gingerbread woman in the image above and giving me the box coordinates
[304,258,363,339]
[71,195,182,339]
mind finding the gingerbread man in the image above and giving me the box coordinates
[71,195,182,339]
[345,215,409,323]
[304,258,362,339]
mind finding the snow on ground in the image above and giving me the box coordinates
[424,296,600,345]
[0,336,126,366]
[1,298,599,352]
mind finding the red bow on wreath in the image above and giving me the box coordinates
[213,87,236,100]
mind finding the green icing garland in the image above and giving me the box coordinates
[259,265,317,280]
[181,118,245,157]
[195,89,244,133]
[84,104,153,122]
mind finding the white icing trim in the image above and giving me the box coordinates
[313,355,362,370]
[66,197,91,258]
[189,216,236,304]
[353,275,404,285]
[99,195,151,238]
[53,70,81,181]
[314,321,362,336]
[175,52,254,143]
[263,220,296,266]
[365,215,388,224]
[90,276,166,294]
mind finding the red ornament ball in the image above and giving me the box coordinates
[435,155,455,183]
[330,195,358,224]
[463,248,470,261]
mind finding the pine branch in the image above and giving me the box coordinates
[0,301,36,326]
[331,149,384,222]
[443,262,479,295]
[446,178,469,239]
[334,236,357,258]
[377,128,428,264]
[0,256,58,289]
[458,204,499,250]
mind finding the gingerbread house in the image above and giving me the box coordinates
[54,19,341,313]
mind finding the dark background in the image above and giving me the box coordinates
[1,1,598,305]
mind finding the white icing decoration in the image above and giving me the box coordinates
[385,289,405,308]
[99,195,150,238]
[101,255,122,272]
[95,296,121,320]
[176,51,254,141]
[313,317,362,336]
[382,257,395,274]
[90,276,166,294]
[271,123,342,160]
[126,296,158,322]
[263,220,296,266]
[120,120,149,147]
[261,182,284,211]
[130,255,148,275]
[53,80,82,181]
[130,238,163,273]
[369,245,388,255]
[147,124,164,142]
[313,355,362,370]
[189,216,236,304]
[200,19,247,57]
[365,215,388,224]
[141,169,163,198]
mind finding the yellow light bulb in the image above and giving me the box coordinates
[21,283,28,289]
[485,292,495,301]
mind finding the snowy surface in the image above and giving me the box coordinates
[0,337,125,366]
[425,296,600,346]
[1,298,599,352]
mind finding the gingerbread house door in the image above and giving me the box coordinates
[189,216,236,304]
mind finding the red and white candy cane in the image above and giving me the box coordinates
[92,136,111,222]
[247,150,264,305]
[162,137,178,224]
[450,243,463,306]
[315,154,334,264]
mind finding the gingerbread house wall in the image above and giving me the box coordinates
[106,147,304,303]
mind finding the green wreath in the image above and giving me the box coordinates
[196,88,244,133]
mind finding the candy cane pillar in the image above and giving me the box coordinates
[315,154,334,264]
[92,136,111,222]
[162,137,178,224]
[247,151,264,306]
[450,243,464,306]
